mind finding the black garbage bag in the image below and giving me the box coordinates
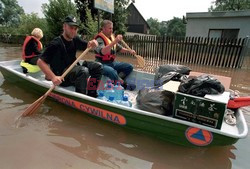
[136,87,175,116]
[178,74,225,97]
[154,65,191,86]
[156,71,189,87]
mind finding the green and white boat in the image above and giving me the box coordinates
[0,60,248,147]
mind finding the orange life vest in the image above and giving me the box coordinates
[95,32,116,62]
[22,36,42,61]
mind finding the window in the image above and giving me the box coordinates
[209,30,222,38]
[208,29,239,39]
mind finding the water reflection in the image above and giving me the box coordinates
[39,102,236,169]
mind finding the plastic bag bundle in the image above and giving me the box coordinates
[136,87,175,116]
[178,74,225,97]
[154,64,191,86]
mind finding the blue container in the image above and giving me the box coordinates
[104,80,114,89]
[120,96,132,107]
[97,92,107,101]
[108,96,116,104]
[99,80,114,95]
[114,81,124,100]
[104,83,115,99]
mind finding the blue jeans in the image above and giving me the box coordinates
[102,61,133,81]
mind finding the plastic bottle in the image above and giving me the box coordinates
[108,96,116,104]
[104,80,114,89]
[97,88,104,95]
[114,81,124,100]
[97,92,107,101]
[120,96,132,107]
[104,83,115,100]
[98,80,114,96]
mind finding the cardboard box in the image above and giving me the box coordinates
[173,92,228,129]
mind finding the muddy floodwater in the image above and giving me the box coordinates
[0,43,249,169]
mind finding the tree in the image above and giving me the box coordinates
[74,0,98,36]
[42,0,78,37]
[75,0,132,35]
[147,17,186,37]
[209,0,250,11]
[74,0,98,22]
[159,21,168,36]
[166,17,186,37]
[147,17,161,36]
[82,7,98,37]
[102,0,131,35]
[17,13,48,36]
[0,2,3,24]
[0,0,24,26]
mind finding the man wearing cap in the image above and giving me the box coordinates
[94,20,136,90]
[37,16,103,98]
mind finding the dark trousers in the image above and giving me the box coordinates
[60,61,103,97]
[100,61,133,81]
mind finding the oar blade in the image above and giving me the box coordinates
[21,95,47,117]
[20,48,90,117]
[135,55,145,67]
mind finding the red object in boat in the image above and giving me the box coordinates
[227,97,250,109]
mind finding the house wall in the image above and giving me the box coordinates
[126,4,149,34]
[186,17,250,38]
[186,12,250,68]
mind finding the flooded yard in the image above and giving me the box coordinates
[0,43,249,169]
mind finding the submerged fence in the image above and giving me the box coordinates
[1,34,249,68]
[123,35,249,68]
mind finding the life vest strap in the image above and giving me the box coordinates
[22,36,42,61]
[95,32,116,62]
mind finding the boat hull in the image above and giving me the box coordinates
[0,61,243,147]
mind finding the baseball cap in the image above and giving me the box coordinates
[64,15,79,27]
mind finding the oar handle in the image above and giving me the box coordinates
[121,40,140,58]
[61,47,91,79]
[121,40,133,51]
[46,47,91,97]
[44,85,56,97]
[121,39,145,67]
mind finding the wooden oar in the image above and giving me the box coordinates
[121,40,145,67]
[21,47,91,117]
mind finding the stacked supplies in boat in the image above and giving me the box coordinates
[98,80,132,107]
[175,74,228,129]
[136,65,191,116]
[176,72,250,128]
[137,64,250,130]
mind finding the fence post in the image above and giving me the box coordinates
[238,36,249,68]
[161,36,165,61]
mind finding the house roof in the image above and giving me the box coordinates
[127,3,150,29]
[186,10,250,19]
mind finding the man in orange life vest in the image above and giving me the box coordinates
[95,20,136,90]
[22,28,43,65]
